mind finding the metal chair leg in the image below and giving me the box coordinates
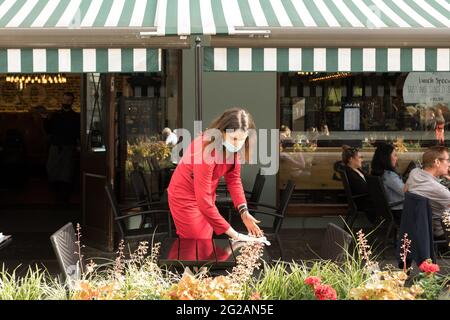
[276,233,284,261]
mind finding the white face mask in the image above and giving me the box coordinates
[223,140,245,153]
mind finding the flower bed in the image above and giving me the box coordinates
[0,228,449,300]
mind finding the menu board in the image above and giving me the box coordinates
[344,107,360,131]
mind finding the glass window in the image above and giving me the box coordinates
[279,72,450,204]
[85,73,106,152]
[119,50,181,199]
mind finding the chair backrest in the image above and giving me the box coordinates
[273,180,296,233]
[248,169,266,203]
[104,183,126,239]
[366,175,395,224]
[130,168,152,208]
[338,168,359,214]
[150,157,161,171]
[319,223,353,262]
[402,160,419,181]
[333,161,345,181]
[130,169,147,201]
[50,223,81,283]
[400,192,435,263]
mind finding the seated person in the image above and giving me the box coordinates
[405,146,450,240]
[162,128,178,146]
[341,145,375,222]
[371,143,404,223]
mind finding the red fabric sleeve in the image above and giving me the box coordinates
[193,161,231,235]
[224,159,247,210]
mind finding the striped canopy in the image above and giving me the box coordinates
[0,0,448,35]
[0,48,161,73]
[205,47,450,72]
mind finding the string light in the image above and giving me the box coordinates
[298,72,319,76]
[309,72,352,82]
[5,74,67,90]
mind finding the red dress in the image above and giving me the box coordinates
[167,136,247,239]
[436,122,445,144]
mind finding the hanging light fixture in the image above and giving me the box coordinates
[5,73,67,90]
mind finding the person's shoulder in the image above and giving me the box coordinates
[384,170,399,178]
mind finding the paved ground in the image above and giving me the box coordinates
[1,208,449,277]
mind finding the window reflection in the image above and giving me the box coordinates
[279,72,450,204]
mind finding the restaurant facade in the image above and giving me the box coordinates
[0,0,449,250]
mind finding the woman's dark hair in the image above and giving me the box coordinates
[342,145,359,165]
[371,143,396,176]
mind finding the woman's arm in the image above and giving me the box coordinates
[225,161,262,237]
[224,160,247,209]
[193,161,230,235]
[384,172,405,198]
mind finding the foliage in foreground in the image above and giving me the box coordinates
[1,226,449,300]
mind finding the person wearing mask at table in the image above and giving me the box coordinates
[371,143,404,224]
[167,108,269,244]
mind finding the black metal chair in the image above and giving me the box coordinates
[105,183,173,245]
[366,176,403,248]
[130,167,161,205]
[338,168,369,229]
[319,223,353,263]
[50,223,82,283]
[402,160,419,182]
[130,168,170,228]
[218,169,267,224]
[247,180,296,261]
[245,169,266,203]
[147,157,173,198]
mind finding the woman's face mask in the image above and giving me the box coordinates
[223,130,248,153]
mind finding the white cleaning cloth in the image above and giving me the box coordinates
[231,233,271,246]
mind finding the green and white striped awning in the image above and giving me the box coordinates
[204,47,450,72]
[0,0,448,35]
[0,48,161,73]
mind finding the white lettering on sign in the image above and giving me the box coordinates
[403,72,450,104]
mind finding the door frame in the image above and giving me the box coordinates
[80,73,116,252]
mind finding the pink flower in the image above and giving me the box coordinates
[250,292,261,300]
[304,276,322,287]
[314,284,337,300]
[419,260,440,274]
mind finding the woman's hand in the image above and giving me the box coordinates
[241,211,262,237]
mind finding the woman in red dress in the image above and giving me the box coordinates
[167,108,263,240]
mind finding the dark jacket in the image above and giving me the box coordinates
[44,109,80,147]
[344,165,368,198]
[397,192,436,265]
